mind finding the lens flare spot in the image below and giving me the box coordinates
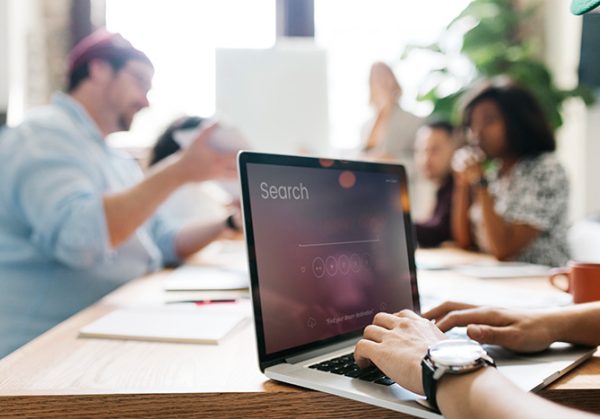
[339,171,356,189]
[319,159,335,168]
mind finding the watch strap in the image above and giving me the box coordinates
[474,176,488,189]
[421,353,497,413]
[225,214,241,232]
[421,357,441,413]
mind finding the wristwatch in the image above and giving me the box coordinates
[473,176,488,189]
[421,339,495,412]
[225,214,242,232]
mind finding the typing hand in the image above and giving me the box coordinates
[354,310,446,395]
[423,301,557,353]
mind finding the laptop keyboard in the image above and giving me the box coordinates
[308,352,396,386]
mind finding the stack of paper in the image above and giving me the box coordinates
[163,265,250,303]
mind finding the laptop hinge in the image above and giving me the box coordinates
[285,337,358,365]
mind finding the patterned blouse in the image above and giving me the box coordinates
[469,153,570,267]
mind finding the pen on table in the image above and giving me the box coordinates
[166,299,239,305]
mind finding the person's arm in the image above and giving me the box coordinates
[474,186,540,260]
[103,123,237,249]
[451,160,539,259]
[477,157,569,261]
[353,310,598,419]
[174,216,232,259]
[451,147,485,249]
[451,173,473,249]
[364,104,393,151]
[103,158,186,248]
[174,202,243,260]
[424,301,600,351]
[437,366,594,419]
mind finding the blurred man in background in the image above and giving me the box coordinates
[0,30,240,358]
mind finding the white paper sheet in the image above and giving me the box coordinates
[164,266,249,291]
[79,307,248,344]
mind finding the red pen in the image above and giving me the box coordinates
[194,299,238,305]
[166,299,239,305]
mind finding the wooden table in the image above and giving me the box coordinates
[0,245,598,418]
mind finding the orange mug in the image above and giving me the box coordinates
[549,262,600,304]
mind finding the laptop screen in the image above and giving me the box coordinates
[241,154,418,362]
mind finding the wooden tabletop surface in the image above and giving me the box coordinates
[0,244,598,417]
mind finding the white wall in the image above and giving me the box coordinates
[542,0,595,221]
[215,40,330,154]
[6,0,38,126]
[0,1,9,114]
[4,0,68,126]
[584,104,600,215]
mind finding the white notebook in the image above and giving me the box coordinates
[164,289,250,304]
[453,262,551,279]
[164,266,249,291]
[79,307,247,344]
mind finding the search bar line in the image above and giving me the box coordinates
[298,238,380,248]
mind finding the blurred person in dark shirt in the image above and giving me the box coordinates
[413,121,458,247]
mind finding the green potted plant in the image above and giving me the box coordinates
[404,0,595,129]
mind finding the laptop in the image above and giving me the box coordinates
[238,151,594,418]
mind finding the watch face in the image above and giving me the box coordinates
[429,339,487,367]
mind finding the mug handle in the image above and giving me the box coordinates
[548,268,571,293]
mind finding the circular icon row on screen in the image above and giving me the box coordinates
[311,254,370,278]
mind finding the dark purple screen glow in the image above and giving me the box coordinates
[247,163,415,355]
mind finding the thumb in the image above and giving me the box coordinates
[467,324,513,346]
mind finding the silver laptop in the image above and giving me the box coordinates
[238,151,594,418]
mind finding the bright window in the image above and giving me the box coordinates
[105,0,276,147]
[314,0,471,149]
[105,0,468,149]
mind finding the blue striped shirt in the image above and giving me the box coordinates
[0,92,179,358]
